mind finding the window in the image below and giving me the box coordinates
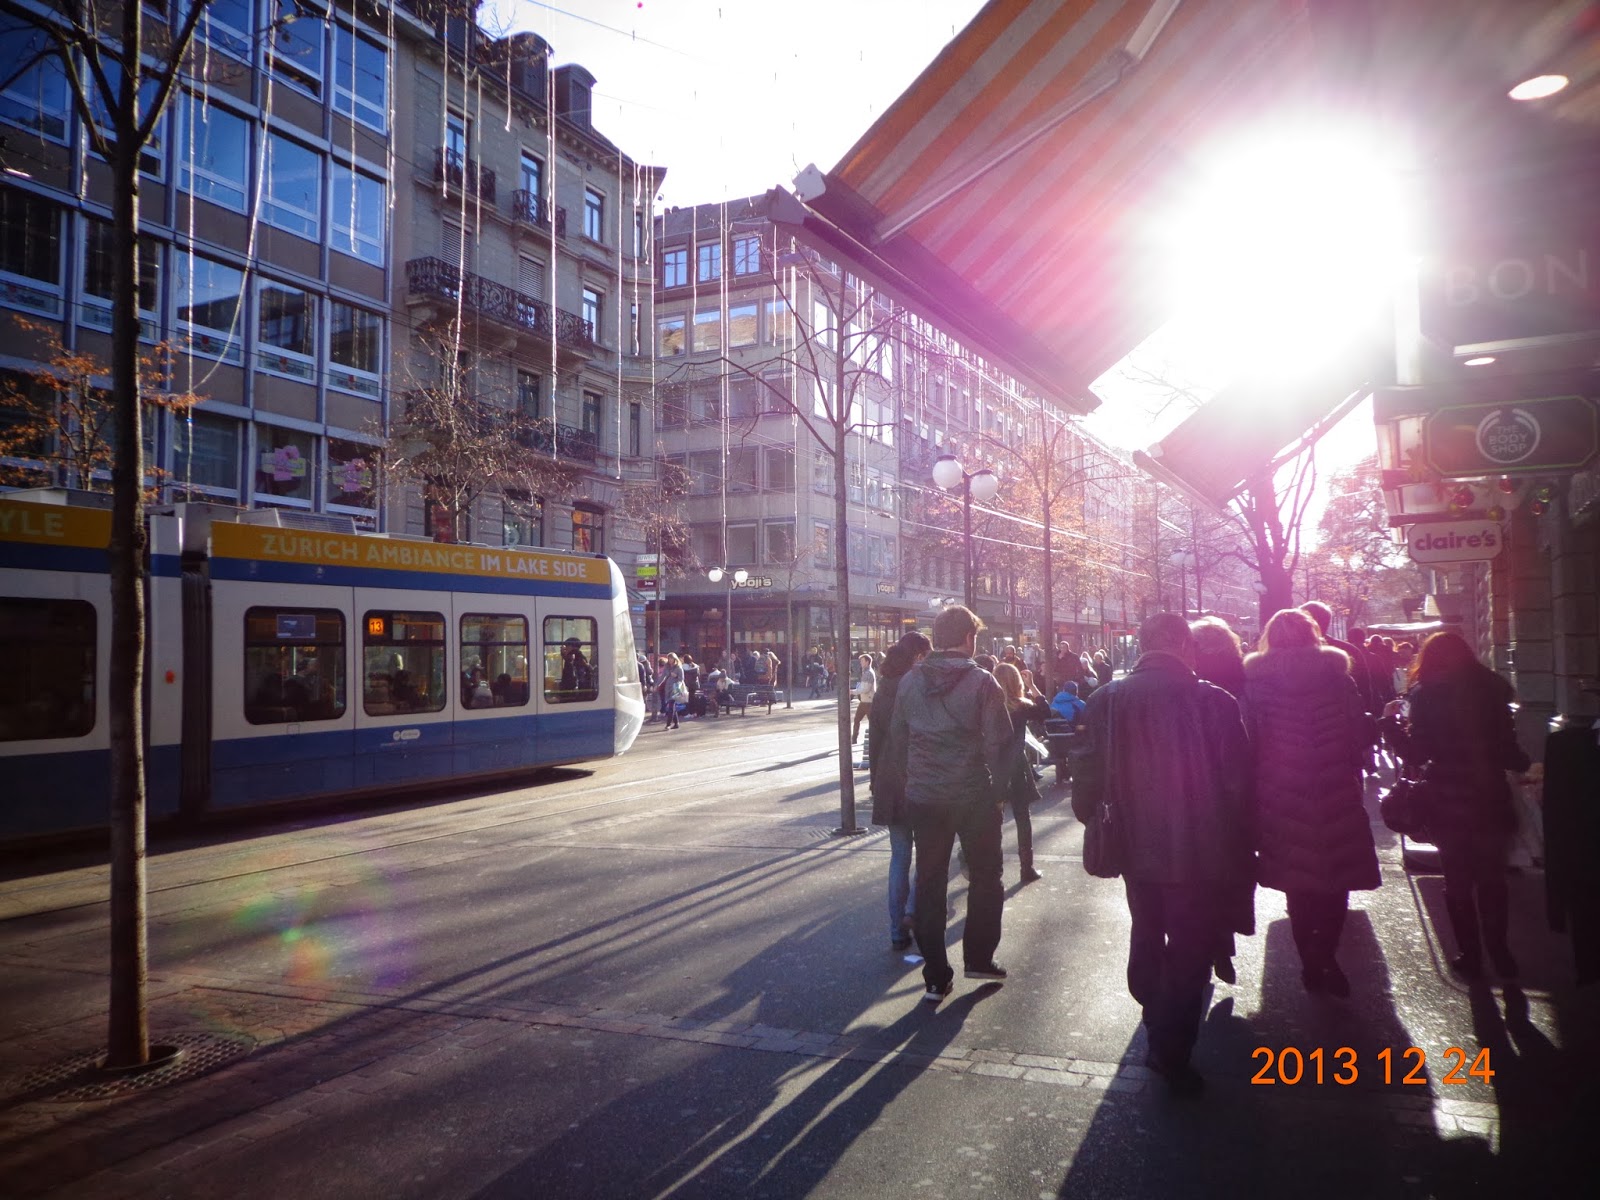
[661,247,687,288]
[813,520,832,566]
[728,302,757,347]
[0,25,69,141]
[690,381,720,424]
[628,401,642,457]
[325,440,375,511]
[765,299,793,345]
[849,529,866,572]
[583,187,604,242]
[581,390,603,440]
[333,21,387,132]
[516,370,542,420]
[362,610,445,716]
[270,0,326,98]
[257,281,317,381]
[200,0,254,60]
[244,607,345,724]
[460,614,530,708]
[445,111,470,169]
[727,447,758,492]
[812,299,836,349]
[502,493,543,547]
[81,220,159,333]
[728,377,759,419]
[172,412,240,496]
[89,61,165,177]
[656,315,686,357]
[175,253,245,363]
[693,308,720,353]
[543,616,599,703]
[571,502,604,553]
[697,242,721,282]
[765,519,795,565]
[812,450,834,494]
[177,92,250,212]
[765,446,795,490]
[442,220,474,270]
[264,131,321,239]
[581,288,602,339]
[0,190,62,317]
[634,210,646,259]
[728,522,758,566]
[518,254,544,300]
[688,450,721,494]
[328,300,382,397]
[255,425,314,502]
[733,235,761,276]
[519,151,543,203]
[330,163,384,264]
[690,524,722,566]
[0,599,95,741]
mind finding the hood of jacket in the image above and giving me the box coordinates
[919,651,982,698]
[1243,644,1350,693]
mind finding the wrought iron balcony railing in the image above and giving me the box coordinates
[512,189,549,227]
[434,147,496,204]
[406,257,596,352]
[517,422,599,463]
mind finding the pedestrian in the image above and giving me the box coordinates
[637,652,656,718]
[1243,608,1378,998]
[1073,613,1253,1095]
[656,653,683,730]
[994,662,1051,883]
[869,631,932,952]
[1092,648,1114,688]
[852,653,877,744]
[1049,679,1085,723]
[1404,630,1531,979]
[1189,616,1255,986]
[681,652,702,717]
[887,604,1013,1002]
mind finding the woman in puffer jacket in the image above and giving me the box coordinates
[1404,630,1530,979]
[1243,608,1379,997]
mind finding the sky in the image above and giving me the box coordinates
[480,0,989,207]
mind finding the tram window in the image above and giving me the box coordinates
[542,617,599,703]
[244,607,346,724]
[0,598,95,742]
[460,614,529,708]
[362,610,446,716]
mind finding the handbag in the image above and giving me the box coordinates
[1079,686,1123,879]
[1379,772,1435,836]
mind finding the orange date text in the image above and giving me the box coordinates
[1249,1046,1493,1086]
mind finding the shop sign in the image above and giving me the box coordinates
[1407,520,1505,564]
[1419,230,1598,348]
[1424,388,1598,477]
[875,581,897,595]
[733,575,774,589]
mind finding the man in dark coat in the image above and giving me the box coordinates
[1074,613,1253,1095]
[888,605,1013,1002]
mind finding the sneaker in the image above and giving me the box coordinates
[891,935,913,952]
[1020,867,1043,884]
[963,962,1008,981]
[923,978,953,1002]
[1146,1053,1205,1097]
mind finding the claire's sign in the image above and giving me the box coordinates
[1407,520,1504,565]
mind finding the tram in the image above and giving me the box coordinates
[0,496,643,843]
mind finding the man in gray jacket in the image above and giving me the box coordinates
[888,605,1014,1002]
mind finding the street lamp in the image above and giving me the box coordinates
[1169,550,1197,618]
[932,454,999,610]
[707,566,749,669]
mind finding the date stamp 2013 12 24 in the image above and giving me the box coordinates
[1250,1045,1494,1086]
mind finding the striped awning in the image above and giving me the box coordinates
[792,0,1317,413]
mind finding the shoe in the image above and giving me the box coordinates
[1450,953,1483,979]
[891,935,913,952]
[1212,956,1236,985]
[1021,867,1043,884]
[923,978,953,1002]
[1146,1054,1205,1098]
[964,962,1008,981]
[1489,948,1519,979]
[1322,963,1351,998]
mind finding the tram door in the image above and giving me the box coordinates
[351,588,456,789]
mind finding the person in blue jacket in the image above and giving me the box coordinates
[1050,679,1086,723]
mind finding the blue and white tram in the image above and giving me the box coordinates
[0,498,643,843]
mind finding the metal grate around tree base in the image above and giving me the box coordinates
[4,1032,256,1103]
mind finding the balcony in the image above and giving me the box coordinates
[512,189,549,227]
[516,422,598,464]
[406,257,596,353]
[434,147,496,204]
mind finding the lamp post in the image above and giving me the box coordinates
[1169,550,1197,618]
[932,454,999,611]
[707,566,748,668]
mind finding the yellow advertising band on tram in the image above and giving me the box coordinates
[0,500,113,549]
[210,521,610,585]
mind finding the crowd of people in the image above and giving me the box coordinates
[865,602,1533,1098]
[638,646,785,727]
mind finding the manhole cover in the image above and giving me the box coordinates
[5,1031,256,1103]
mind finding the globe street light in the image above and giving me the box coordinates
[932,454,999,611]
[707,566,749,670]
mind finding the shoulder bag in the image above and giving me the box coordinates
[1080,685,1123,879]
[1379,769,1435,837]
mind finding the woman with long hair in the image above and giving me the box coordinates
[1405,630,1531,978]
[868,631,933,949]
[656,652,683,731]
[993,661,1053,884]
[1244,608,1378,996]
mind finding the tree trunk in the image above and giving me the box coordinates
[105,7,150,1071]
[831,349,860,833]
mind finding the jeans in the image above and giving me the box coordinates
[1125,880,1224,1069]
[1437,828,1513,966]
[887,823,915,940]
[911,799,1004,988]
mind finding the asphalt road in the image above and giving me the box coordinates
[0,699,1594,1198]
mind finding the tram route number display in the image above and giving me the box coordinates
[1250,1045,1493,1086]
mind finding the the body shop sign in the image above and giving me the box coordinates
[1424,382,1598,477]
[1408,520,1504,564]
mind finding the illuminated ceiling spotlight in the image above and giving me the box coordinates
[1463,355,1497,366]
[1509,74,1569,101]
